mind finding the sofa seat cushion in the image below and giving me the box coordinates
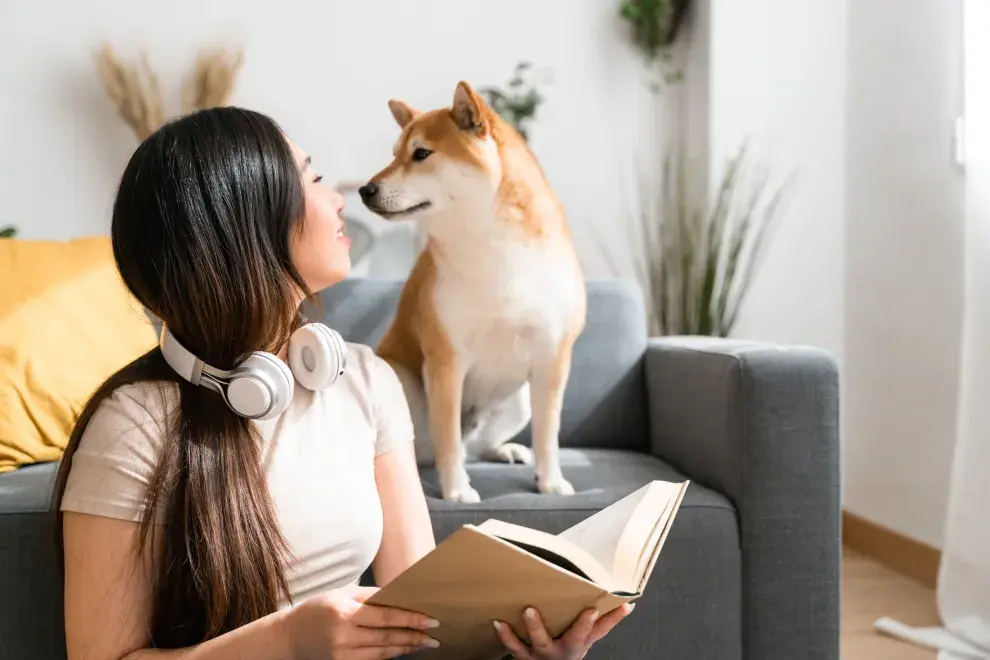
[418,447,734,536]
[417,448,742,659]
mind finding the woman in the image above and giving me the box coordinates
[53,106,631,660]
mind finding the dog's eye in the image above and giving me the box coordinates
[412,147,433,162]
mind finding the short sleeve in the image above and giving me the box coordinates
[60,384,173,525]
[369,355,415,457]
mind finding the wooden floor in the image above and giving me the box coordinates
[842,548,941,659]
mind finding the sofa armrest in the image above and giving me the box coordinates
[646,336,840,660]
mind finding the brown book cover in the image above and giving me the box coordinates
[366,479,689,659]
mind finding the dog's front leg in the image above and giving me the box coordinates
[423,353,479,503]
[529,336,576,495]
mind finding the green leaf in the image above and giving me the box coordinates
[0,226,17,238]
[482,60,548,142]
[623,141,789,338]
[621,4,642,21]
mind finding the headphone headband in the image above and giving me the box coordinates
[158,323,345,420]
[159,325,207,385]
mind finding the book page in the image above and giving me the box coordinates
[633,481,689,592]
[480,480,689,596]
[634,496,675,584]
[609,481,684,591]
[474,519,615,589]
[557,486,651,579]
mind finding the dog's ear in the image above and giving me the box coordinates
[450,81,489,135]
[388,99,420,129]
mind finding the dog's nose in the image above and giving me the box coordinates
[358,182,379,203]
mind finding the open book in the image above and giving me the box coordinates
[366,479,689,659]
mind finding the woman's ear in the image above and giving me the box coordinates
[388,99,420,129]
[450,81,489,135]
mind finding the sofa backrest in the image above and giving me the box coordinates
[314,277,650,451]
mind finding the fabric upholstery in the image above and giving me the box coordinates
[315,278,651,451]
[646,337,841,660]
[0,462,66,659]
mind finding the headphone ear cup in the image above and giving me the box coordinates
[226,352,294,420]
[288,323,347,391]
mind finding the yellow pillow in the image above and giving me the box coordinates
[0,237,158,472]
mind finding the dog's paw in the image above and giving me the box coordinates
[445,486,482,504]
[489,443,533,465]
[536,472,576,496]
[439,468,481,503]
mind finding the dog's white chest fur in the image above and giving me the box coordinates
[432,237,581,410]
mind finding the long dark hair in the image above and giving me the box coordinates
[52,106,313,647]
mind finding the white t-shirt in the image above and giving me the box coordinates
[60,342,415,605]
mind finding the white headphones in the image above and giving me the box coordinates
[159,322,347,420]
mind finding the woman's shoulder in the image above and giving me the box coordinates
[77,381,179,457]
[339,342,414,453]
[61,380,179,523]
[342,342,396,389]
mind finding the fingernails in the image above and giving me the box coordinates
[626,603,636,614]
[423,617,440,629]
[493,620,504,632]
[590,609,600,622]
[524,607,538,621]
[420,638,440,649]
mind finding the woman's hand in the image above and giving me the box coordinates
[287,584,440,660]
[493,603,635,660]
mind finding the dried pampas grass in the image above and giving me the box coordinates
[95,42,244,142]
[181,47,244,115]
[96,43,164,141]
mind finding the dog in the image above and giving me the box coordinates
[359,81,586,503]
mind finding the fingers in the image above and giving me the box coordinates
[351,602,439,631]
[349,626,440,650]
[561,607,600,645]
[588,602,635,645]
[348,586,381,602]
[521,607,555,655]
[493,620,533,660]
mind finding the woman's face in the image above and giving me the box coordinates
[287,138,351,295]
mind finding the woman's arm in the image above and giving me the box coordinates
[371,441,436,586]
[62,512,294,660]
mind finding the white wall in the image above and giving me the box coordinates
[844,0,964,549]
[1,0,965,548]
[686,0,848,364]
[686,0,964,550]
[0,0,651,278]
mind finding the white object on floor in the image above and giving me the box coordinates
[874,618,988,659]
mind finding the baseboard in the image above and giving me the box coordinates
[842,511,942,588]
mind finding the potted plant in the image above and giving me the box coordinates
[479,61,549,142]
[619,0,693,89]
[602,146,790,337]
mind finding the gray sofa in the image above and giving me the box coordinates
[0,278,841,660]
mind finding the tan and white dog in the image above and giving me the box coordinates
[359,81,586,503]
